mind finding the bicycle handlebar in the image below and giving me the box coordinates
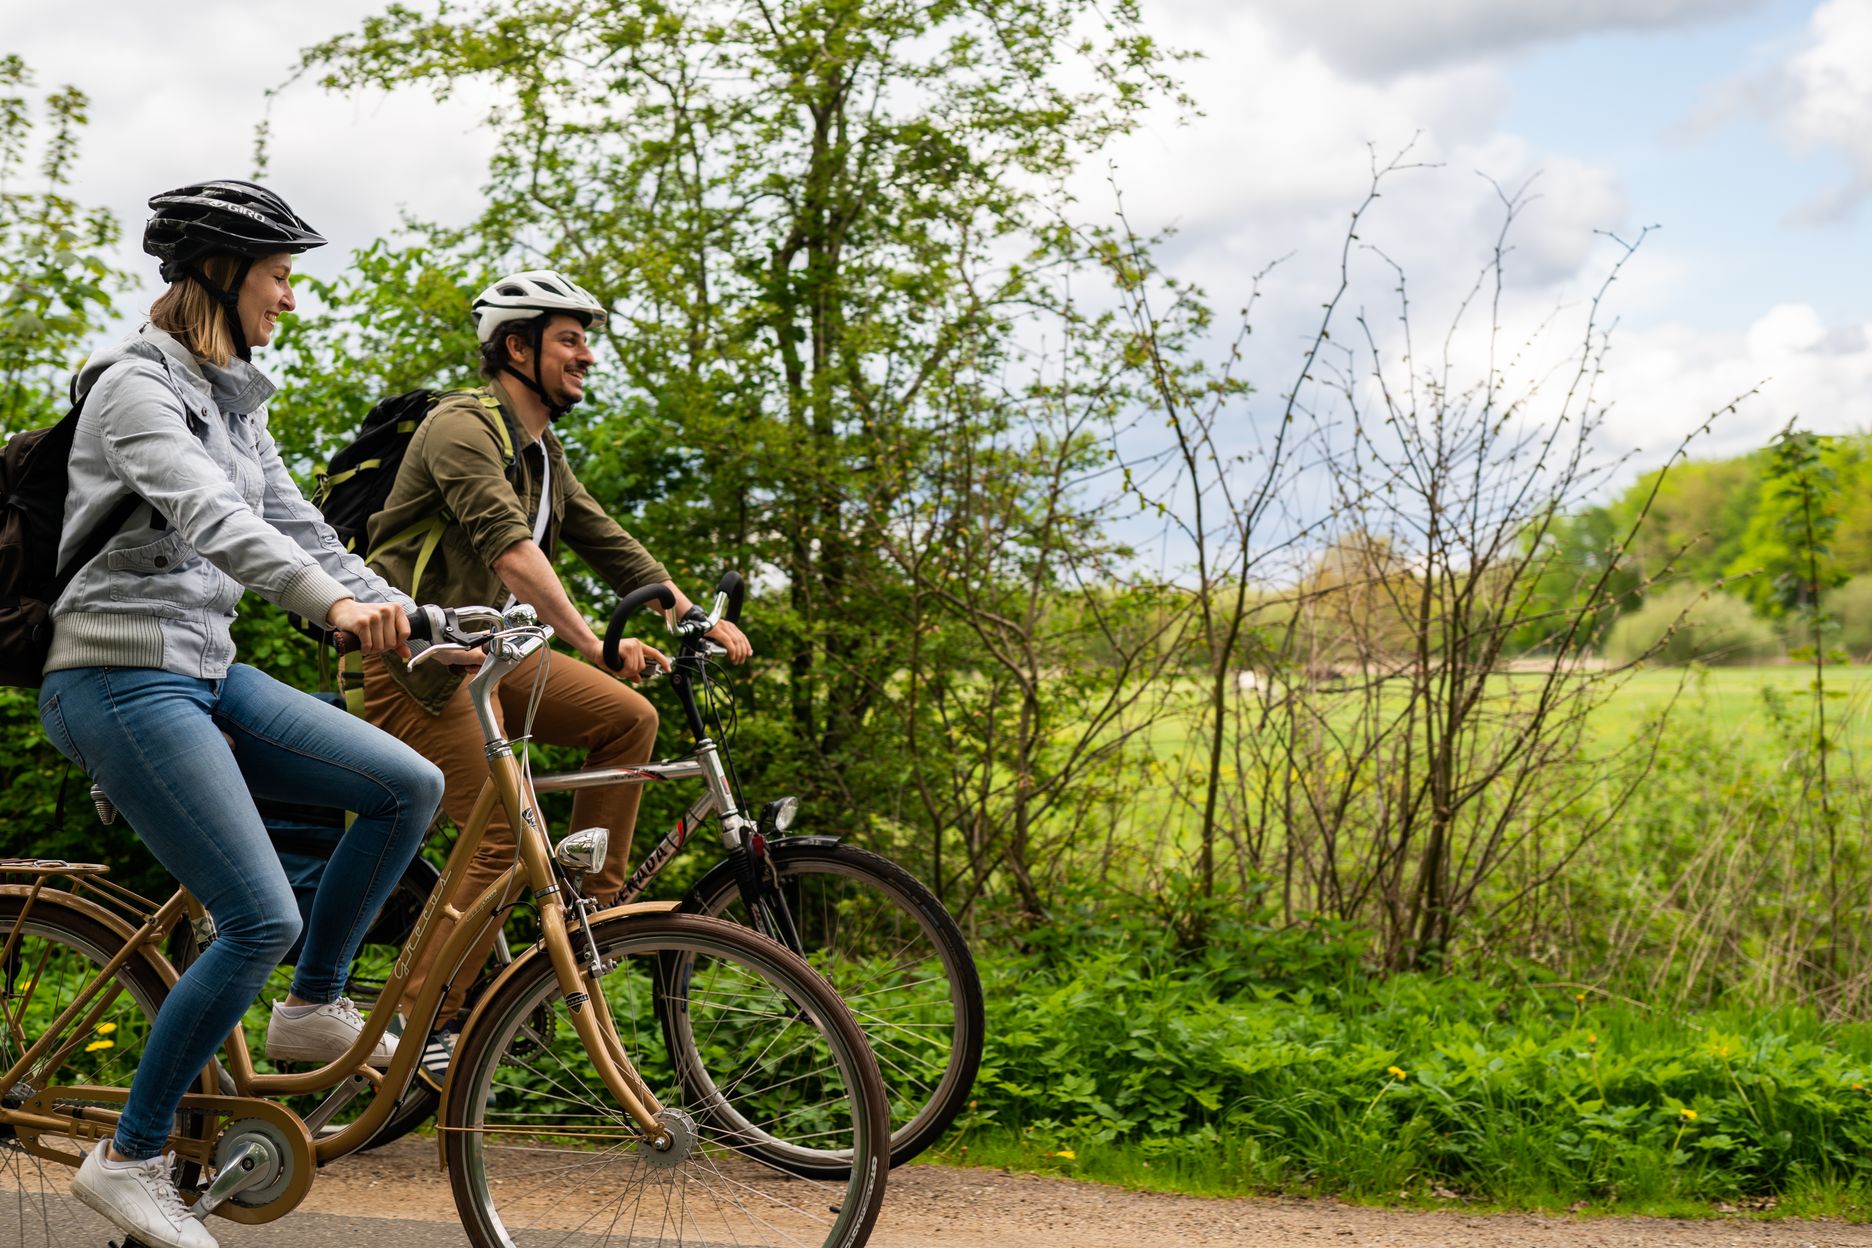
[604,585,678,671]
[332,603,444,658]
[716,570,745,626]
[602,571,744,672]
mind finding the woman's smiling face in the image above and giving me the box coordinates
[236,252,296,351]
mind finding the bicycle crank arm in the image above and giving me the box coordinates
[192,1137,276,1219]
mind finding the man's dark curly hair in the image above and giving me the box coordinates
[478,313,551,380]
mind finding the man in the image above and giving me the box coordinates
[359,269,750,1084]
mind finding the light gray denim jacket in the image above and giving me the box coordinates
[46,323,415,679]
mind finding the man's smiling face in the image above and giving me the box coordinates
[535,314,595,410]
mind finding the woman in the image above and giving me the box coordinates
[40,180,445,1248]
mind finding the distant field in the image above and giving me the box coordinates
[1102,664,1872,847]
[1579,664,1872,757]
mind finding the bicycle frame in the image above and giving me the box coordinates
[536,749,743,906]
[0,616,674,1197]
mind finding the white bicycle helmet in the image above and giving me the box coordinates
[471,269,608,343]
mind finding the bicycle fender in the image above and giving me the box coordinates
[0,883,184,989]
[674,835,844,914]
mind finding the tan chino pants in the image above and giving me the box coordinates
[361,649,658,1021]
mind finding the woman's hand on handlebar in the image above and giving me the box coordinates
[329,597,412,659]
[707,618,752,664]
[595,636,669,682]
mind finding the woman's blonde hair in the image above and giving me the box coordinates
[149,254,243,366]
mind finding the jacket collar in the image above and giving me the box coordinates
[136,323,277,415]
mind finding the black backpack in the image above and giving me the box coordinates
[312,387,515,588]
[0,399,141,688]
[308,388,518,701]
[313,389,442,555]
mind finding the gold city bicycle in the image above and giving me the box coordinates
[0,602,889,1248]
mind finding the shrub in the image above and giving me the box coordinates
[1604,586,1779,666]
[1823,574,1872,660]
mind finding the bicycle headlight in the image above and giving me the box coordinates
[554,826,609,875]
[760,797,800,834]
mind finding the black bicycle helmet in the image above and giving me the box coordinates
[143,179,326,361]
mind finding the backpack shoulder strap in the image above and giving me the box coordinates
[49,396,145,594]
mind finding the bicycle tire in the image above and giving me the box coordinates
[0,891,211,1247]
[671,838,983,1171]
[441,911,888,1248]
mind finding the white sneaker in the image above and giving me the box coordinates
[265,997,396,1067]
[71,1141,217,1248]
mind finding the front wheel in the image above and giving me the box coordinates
[441,911,888,1248]
[672,838,983,1171]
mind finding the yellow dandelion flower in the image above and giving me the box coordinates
[1053,1149,1076,1160]
[1388,1066,1407,1081]
[84,1039,113,1053]
[95,1022,118,1036]
[1573,992,1586,1004]
[1587,1033,1598,1046]
[1855,1083,1866,1093]
[1680,1108,1697,1121]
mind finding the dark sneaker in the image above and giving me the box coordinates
[417,1025,458,1092]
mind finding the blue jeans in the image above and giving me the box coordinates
[38,663,444,1159]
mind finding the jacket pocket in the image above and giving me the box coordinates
[107,530,206,617]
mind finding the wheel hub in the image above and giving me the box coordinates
[638,1107,699,1171]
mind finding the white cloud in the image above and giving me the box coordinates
[1077,4,1638,398]
[9,0,496,313]
[1237,0,1763,79]
[1604,304,1872,463]
[1725,0,1872,220]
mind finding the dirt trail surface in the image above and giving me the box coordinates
[295,1138,1872,1247]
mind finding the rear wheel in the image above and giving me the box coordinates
[674,838,983,1171]
[0,890,207,1247]
[442,911,888,1248]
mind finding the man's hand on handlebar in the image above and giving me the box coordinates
[595,636,669,682]
[329,597,412,659]
[706,618,752,664]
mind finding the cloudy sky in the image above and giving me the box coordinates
[10,0,1871,476]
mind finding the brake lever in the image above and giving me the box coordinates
[408,642,485,671]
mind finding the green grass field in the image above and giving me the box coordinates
[1584,665,1872,757]
[1103,664,1872,851]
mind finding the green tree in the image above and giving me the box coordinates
[0,58,142,878]
[287,0,1188,911]
[0,56,131,429]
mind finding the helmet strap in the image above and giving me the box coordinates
[181,258,256,362]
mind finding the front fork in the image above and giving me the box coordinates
[694,737,806,957]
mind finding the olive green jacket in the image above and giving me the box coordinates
[365,386,667,712]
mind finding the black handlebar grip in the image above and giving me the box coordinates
[407,604,444,645]
[716,570,745,626]
[605,584,678,670]
[332,630,359,657]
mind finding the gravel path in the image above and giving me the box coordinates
[300,1138,1872,1247]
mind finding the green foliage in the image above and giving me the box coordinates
[289,0,1195,921]
[1589,432,1872,633]
[0,56,145,878]
[960,896,1872,1209]
[1823,575,1872,660]
[1602,586,1779,667]
[0,54,132,430]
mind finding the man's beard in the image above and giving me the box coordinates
[549,375,587,417]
